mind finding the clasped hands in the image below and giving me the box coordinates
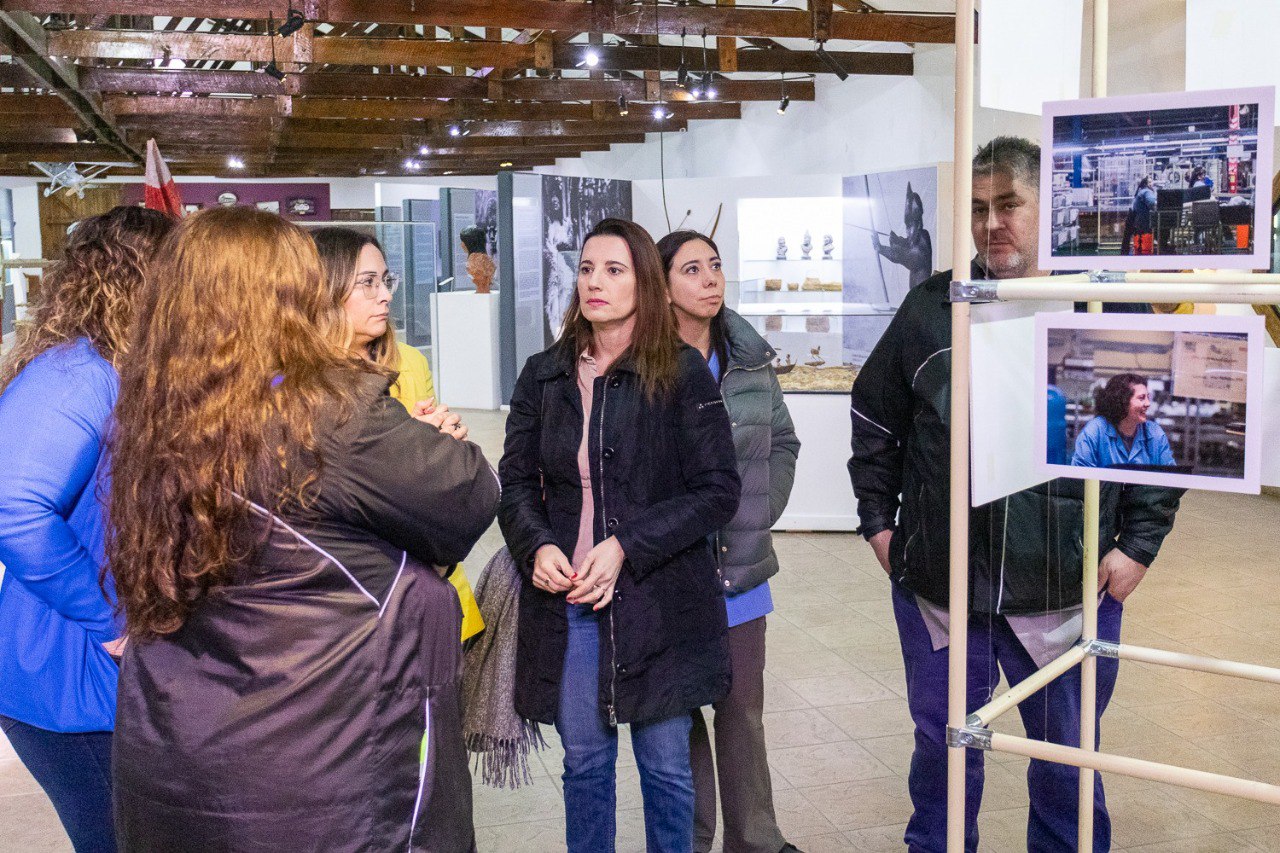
[412,397,468,441]
[532,538,625,610]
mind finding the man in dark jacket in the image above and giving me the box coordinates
[848,136,1181,853]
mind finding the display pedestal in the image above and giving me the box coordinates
[774,393,857,531]
[431,292,501,410]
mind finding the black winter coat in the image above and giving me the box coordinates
[499,343,740,726]
[848,267,1182,614]
[114,372,500,853]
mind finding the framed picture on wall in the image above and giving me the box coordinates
[287,197,317,217]
[182,203,203,214]
[256,201,281,213]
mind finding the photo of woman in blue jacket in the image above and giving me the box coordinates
[1072,373,1176,469]
[0,206,174,852]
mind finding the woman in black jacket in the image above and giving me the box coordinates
[499,218,740,853]
[107,207,499,853]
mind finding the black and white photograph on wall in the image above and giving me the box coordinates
[1035,311,1264,493]
[475,190,498,257]
[541,175,632,343]
[1039,86,1275,270]
[842,166,938,309]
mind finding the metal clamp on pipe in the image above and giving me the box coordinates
[947,725,993,751]
[949,280,998,303]
[1086,639,1121,659]
[1088,271,1127,284]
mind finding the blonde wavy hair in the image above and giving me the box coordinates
[108,207,376,638]
[0,206,174,393]
[310,226,401,374]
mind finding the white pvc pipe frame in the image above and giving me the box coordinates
[944,1,1280,850]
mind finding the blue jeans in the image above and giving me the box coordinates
[556,604,694,853]
[890,583,1121,853]
[0,715,116,853]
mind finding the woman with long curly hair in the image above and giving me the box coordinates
[108,207,499,852]
[0,205,174,853]
[311,225,484,642]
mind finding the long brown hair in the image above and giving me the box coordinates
[310,225,400,374]
[108,207,370,638]
[556,218,681,398]
[0,206,174,393]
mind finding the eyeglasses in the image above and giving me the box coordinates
[354,272,400,298]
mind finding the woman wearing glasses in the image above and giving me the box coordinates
[313,226,484,641]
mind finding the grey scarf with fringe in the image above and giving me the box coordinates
[461,546,546,788]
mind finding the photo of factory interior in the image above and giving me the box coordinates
[1049,99,1262,259]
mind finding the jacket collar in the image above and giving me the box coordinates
[720,308,775,371]
[534,341,639,380]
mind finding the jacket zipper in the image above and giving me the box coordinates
[598,374,619,728]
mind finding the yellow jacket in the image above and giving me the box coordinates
[390,342,485,641]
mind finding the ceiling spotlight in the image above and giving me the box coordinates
[403,158,421,171]
[618,95,629,117]
[583,49,600,68]
[448,124,462,137]
[226,155,245,169]
[815,43,849,81]
[499,161,514,168]
[705,82,718,100]
[261,61,286,82]
[418,145,429,155]
[277,6,306,38]
[777,95,790,115]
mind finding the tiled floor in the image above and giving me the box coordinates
[4,409,1280,852]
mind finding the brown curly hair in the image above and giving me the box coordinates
[107,207,374,638]
[1095,373,1147,426]
[0,205,174,393]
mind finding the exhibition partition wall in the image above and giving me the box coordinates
[498,172,633,403]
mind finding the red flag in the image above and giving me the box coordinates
[143,138,183,218]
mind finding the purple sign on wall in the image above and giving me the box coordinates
[121,182,332,221]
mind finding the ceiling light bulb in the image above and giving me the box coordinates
[419,145,429,155]
[449,125,461,137]
[226,156,244,169]
[584,50,600,67]
[653,106,665,120]
[777,95,790,115]
[618,95,629,116]
[499,161,514,168]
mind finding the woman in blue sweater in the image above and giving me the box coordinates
[0,206,173,852]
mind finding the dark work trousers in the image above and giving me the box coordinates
[0,715,116,853]
[890,582,1122,853]
[689,615,786,853]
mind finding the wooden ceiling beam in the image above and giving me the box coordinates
[81,67,813,102]
[3,1,955,43]
[0,11,142,162]
[48,28,549,70]
[49,29,910,77]
[0,92,79,119]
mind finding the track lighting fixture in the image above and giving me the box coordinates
[403,158,421,171]
[677,28,689,87]
[277,6,306,38]
[777,95,790,114]
[448,124,462,137]
[815,43,849,81]
[705,74,718,101]
[618,95,629,117]
[226,155,245,169]
[260,12,287,81]
[418,145,429,155]
[652,105,672,120]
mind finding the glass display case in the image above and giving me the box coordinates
[733,197,895,393]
